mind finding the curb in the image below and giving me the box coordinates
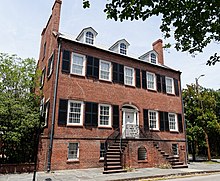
[110,170,220,181]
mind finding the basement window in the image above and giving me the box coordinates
[68,142,79,160]
[138,146,147,160]
[172,144,178,156]
[100,142,105,160]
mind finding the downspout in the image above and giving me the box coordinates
[47,38,62,172]
[180,74,188,164]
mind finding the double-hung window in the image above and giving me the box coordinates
[40,68,46,88]
[147,72,156,90]
[169,113,178,131]
[148,110,158,130]
[166,77,174,94]
[40,97,45,117]
[100,60,111,81]
[47,53,54,78]
[71,53,85,76]
[120,43,127,55]
[150,53,157,64]
[124,66,134,86]
[85,31,94,45]
[99,104,111,127]
[68,142,79,160]
[67,100,83,126]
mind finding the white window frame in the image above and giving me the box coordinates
[44,98,50,127]
[99,60,111,81]
[148,110,159,130]
[67,100,84,126]
[71,53,86,76]
[146,72,156,90]
[168,113,178,131]
[150,53,157,64]
[67,142,79,161]
[124,66,135,86]
[47,53,54,78]
[120,43,127,55]
[40,67,46,88]
[172,144,179,156]
[166,77,174,94]
[85,31,94,45]
[98,104,112,127]
[40,97,45,117]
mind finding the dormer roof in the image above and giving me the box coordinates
[76,27,98,44]
[139,50,158,64]
[109,39,130,51]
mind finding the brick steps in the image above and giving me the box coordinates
[153,142,188,169]
[103,140,128,174]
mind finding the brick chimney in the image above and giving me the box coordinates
[51,0,62,32]
[152,39,164,65]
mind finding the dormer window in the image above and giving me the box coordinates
[85,31,94,45]
[120,43,127,55]
[109,39,130,55]
[139,50,158,64]
[150,53,156,64]
[76,27,98,45]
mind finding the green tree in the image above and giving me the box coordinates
[83,0,220,65]
[0,53,40,163]
[183,85,219,161]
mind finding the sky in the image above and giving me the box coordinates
[0,0,219,90]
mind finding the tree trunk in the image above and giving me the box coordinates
[204,131,211,161]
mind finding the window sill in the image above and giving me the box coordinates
[70,73,86,78]
[149,129,160,132]
[99,78,112,84]
[67,159,79,163]
[138,160,148,163]
[67,124,83,127]
[98,126,112,129]
[99,158,104,162]
[124,84,135,88]
[166,92,175,96]
[147,88,157,92]
[170,130,179,133]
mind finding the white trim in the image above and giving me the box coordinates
[67,100,84,126]
[124,66,135,86]
[70,53,86,76]
[168,113,178,131]
[146,72,156,90]
[44,99,50,127]
[67,142,79,161]
[99,60,112,81]
[148,110,159,130]
[166,77,174,94]
[98,104,112,127]
[47,53,54,78]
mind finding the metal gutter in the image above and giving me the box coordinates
[47,38,62,172]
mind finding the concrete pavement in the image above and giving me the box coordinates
[1,162,220,181]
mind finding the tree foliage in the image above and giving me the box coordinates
[83,0,220,65]
[0,53,40,163]
[183,85,220,160]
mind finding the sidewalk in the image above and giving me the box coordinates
[1,162,220,181]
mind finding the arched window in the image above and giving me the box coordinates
[85,31,94,44]
[120,43,127,55]
[150,53,156,64]
[138,146,147,160]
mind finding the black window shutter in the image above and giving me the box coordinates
[143,109,149,131]
[159,111,165,131]
[119,64,124,84]
[62,50,70,73]
[174,78,180,96]
[112,62,118,83]
[58,99,68,126]
[164,112,169,131]
[85,102,98,127]
[178,114,183,133]
[156,74,162,92]
[112,105,119,129]
[142,70,147,89]
[93,57,99,79]
[161,75,166,93]
[86,56,93,77]
[135,68,141,88]
[86,56,99,79]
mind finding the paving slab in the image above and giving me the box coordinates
[1,162,220,181]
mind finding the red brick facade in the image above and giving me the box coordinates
[36,0,187,172]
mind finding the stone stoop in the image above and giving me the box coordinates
[153,142,188,169]
[103,140,128,174]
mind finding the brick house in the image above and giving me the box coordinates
[36,0,187,173]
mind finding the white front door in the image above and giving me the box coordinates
[122,108,139,138]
